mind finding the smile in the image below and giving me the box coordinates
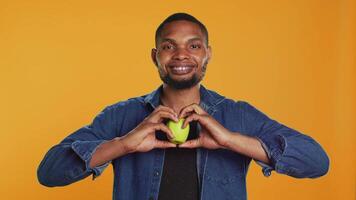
[168,64,195,75]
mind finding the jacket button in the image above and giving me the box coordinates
[154,171,160,176]
[263,168,272,177]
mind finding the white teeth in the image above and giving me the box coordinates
[174,67,188,71]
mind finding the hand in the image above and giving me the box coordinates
[121,105,178,153]
[178,103,233,149]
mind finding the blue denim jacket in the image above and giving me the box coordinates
[37,84,329,200]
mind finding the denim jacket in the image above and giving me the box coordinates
[37,84,329,200]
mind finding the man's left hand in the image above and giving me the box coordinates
[178,103,233,149]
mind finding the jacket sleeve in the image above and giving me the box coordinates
[37,105,119,187]
[240,101,330,178]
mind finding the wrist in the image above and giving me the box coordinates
[221,130,235,150]
[114,136,134,154]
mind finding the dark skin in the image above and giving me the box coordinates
[151,20,211,113]
[88,20,270,168]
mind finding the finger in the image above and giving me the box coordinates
[179,139,200,148]
[179,105,196,119]
[179,103,205,119]
[155,140,177,148]
[182,113,203,129]
[151,111,179,123]
[153,105,178,117]
[151,123,175,139]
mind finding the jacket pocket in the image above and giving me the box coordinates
[204,149,246,185]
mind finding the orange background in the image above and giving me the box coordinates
[0,0,355,199]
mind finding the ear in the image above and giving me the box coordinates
[151,48,158,67]
[206,45,212,62]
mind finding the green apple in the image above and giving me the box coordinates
[166,118,190,144]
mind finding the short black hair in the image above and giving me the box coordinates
[155,13,209,47]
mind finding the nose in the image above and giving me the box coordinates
[172,48,190,60]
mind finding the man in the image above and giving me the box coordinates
[37,13,329,200]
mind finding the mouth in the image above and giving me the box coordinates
[168,63,195,75]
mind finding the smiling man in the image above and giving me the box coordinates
[37,13,330,200]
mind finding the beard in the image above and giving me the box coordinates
[159,61,208,90]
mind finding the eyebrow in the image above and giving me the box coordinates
[160,37,203,44]
[160,38,176,44]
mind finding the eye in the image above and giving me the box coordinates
[162,44,175,50]
[190,44,201,49]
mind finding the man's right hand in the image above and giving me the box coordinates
[120,105,179,153]
[88,105,178,169]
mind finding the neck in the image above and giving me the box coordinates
[160,83,201,114]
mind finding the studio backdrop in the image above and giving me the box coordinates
[0,0,355,200]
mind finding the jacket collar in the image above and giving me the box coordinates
[143,84,225,112]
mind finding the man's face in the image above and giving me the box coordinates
[152,20,211,90]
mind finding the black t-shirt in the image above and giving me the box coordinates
[157,111,200,200]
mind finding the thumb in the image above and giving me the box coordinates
[179,139,200,148]
[155,140,176,149]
